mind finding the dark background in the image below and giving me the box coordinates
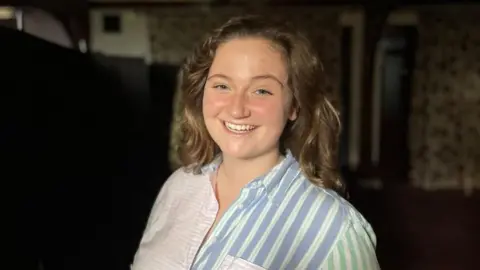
[2,1,479,269]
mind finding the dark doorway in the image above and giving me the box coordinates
[339,26,355,195]
[339,26,352,171]
[377,25,418,181]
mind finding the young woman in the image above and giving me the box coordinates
[132,15,379,270]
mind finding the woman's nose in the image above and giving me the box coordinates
[227,93,250,118]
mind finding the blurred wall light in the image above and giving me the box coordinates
[0,6,15,20]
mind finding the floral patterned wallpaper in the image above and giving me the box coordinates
[409,6,480,193]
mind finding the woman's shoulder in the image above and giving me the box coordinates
[308,182,370,224]
[275,177,377,267]
[288,178,377,256]
[292,176,375,240]
[163,166,205,188]
[310,187,379,267]
[295,184,379,268]
[147,167,206,213]
[167,166,197,182]
[293,175,370,226]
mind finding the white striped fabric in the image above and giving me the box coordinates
[131,151,380,269]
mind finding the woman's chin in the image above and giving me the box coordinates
[219,148,253,160]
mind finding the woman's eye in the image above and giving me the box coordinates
[213,84,229,90]
[255,89,272,95]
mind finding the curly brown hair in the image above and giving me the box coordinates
[176,15,343,192]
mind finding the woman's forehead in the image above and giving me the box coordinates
[209,38,288,80]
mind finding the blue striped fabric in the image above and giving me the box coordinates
[191,151,379,269]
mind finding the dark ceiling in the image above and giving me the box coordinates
[0,0,479,17]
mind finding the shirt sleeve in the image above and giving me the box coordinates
[131,172,178,269]
[322,221,380,270]
[139,172,177,240]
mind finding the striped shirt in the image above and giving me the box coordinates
[132,152,379,269]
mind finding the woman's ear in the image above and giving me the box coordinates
[288,106,298,121]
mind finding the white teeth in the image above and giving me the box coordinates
[224,122,256,132]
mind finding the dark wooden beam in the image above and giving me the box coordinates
[271,0,479,4]
[89,0,236,8]
[210,0,232,4]
[88,1,349,8]
[88,0,480,8]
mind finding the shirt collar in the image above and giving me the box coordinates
[201,150,302,204]
[200,154,222,175]
[260,151,301,205]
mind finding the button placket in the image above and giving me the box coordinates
[189,178,219,267]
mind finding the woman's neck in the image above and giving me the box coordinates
[219,150,283,189]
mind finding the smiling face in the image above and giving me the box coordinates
[202,37,297,161]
